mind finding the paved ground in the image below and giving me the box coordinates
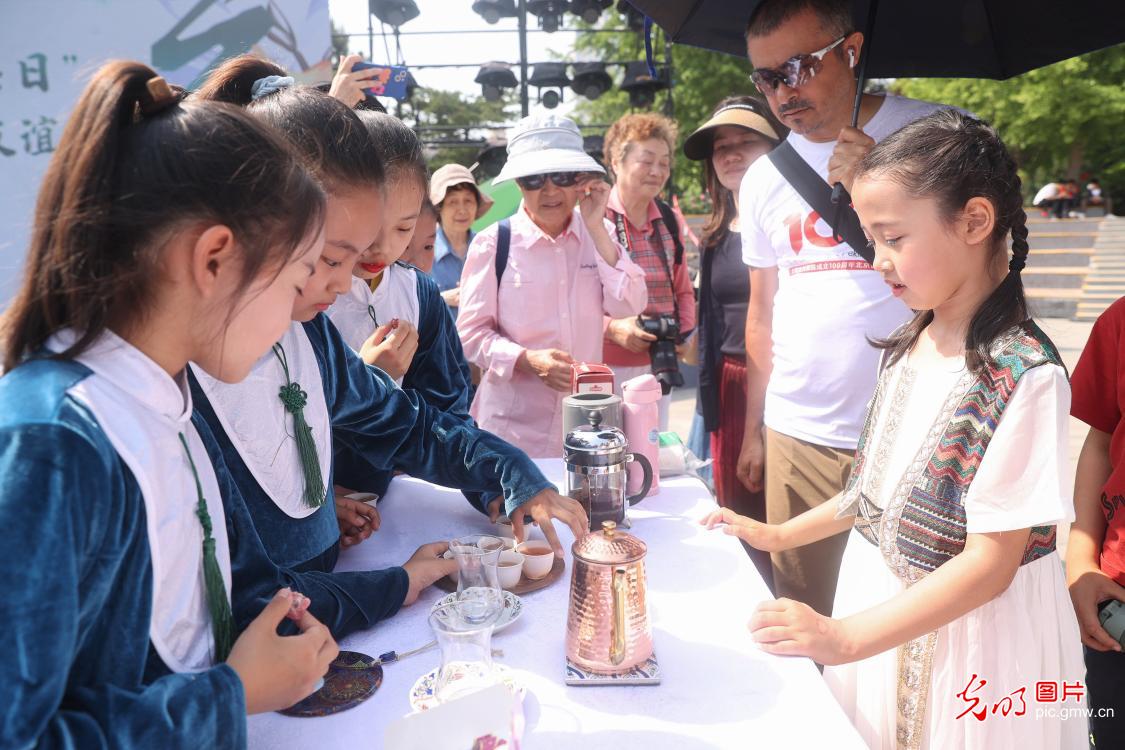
[667,316,1099,557]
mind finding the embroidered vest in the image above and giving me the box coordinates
[846,322,1062,579]
[841,322,1065,750]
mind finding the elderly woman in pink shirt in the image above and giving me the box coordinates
[457,113,648,458]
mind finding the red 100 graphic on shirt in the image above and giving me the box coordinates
[783,211,842,253]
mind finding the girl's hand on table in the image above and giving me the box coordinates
[749,598,856,666]
[227,588,339,714]
[511,489,589,556]
[701,507,784,552]
[402,542,457,606]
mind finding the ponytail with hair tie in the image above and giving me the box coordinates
[135,75,180,120]
[250,75,294,101]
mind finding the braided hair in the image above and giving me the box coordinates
[856,109,1030,374]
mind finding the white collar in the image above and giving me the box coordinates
[48,329,192,426]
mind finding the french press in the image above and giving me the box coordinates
[564,410,653,531]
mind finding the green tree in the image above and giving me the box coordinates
[895,47,1125,213]
[567,19,756,210]
[398,87,517,170]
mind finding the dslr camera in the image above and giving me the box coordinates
[638,314,684,395]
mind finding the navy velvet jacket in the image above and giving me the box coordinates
[0,357,408,749]
[192,312,553,572]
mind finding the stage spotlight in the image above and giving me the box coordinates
[528,0,566,33]
[474,141,508,180]
[475,61,518,102]
[570,62,612,100]
[616,0,645,32]
[471,0,517,24]
[620,61,667,109]
[529,62,571,89]
[568,0,611,24]
[369,0,419,27]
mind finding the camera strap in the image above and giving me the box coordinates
[612,209,681,333]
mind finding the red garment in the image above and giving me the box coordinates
[602,186,697,368]
[1071,296,1125,586]
[710,355,772,587]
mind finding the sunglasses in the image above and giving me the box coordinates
[516,171,585,190]
[750,35,848,94]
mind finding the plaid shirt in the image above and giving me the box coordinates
[606,206,677,318]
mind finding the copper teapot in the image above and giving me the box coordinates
[565,521,652,674]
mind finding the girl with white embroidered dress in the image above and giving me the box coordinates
[703,111,1085,749]
[0,61,338,746]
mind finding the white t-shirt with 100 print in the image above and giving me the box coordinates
[740,94,947,450]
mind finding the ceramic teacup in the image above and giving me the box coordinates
[516,541,554,580]
[494,516,516,540]
[496,549,525,589]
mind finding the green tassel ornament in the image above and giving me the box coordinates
[179,432,235,662]
[272,343,326,509]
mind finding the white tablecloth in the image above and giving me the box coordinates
[248,459,865,749]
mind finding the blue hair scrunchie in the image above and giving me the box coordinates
[250,75,295,101]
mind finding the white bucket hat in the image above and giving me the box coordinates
[493,112,605,184]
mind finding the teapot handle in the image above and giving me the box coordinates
[626,452,653,505]
[610,568,627,666]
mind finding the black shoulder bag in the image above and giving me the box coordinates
[766,141,874,264]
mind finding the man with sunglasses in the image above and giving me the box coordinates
[733,0,950,621]
[457,113,648,458]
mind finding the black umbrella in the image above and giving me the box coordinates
[625,0,1125,80]
[625,0,1125,258]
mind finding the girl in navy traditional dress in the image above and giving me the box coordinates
[0,61,341,746]
[191,57,587,573]
[704,111,1084,749]
[327,111,504,522]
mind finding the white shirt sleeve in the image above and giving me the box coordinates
[739,163,777,269]
[964,363,1074,533]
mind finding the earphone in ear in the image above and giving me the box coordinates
[848,49,856,68]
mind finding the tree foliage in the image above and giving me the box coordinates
[399,87,517,170]
[895,47,1125,212]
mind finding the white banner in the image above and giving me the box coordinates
[0,0,332,302]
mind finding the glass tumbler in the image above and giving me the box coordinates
[449,534,504,625]
[429,600,499,704]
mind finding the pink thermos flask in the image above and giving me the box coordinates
[621,374,661,497]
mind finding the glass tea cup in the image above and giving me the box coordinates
[429,600,499,704]
[449,534,504,625]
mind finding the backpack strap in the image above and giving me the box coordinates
[655,199,684,266]
[766,140,872,263]
[495,219,511,286]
